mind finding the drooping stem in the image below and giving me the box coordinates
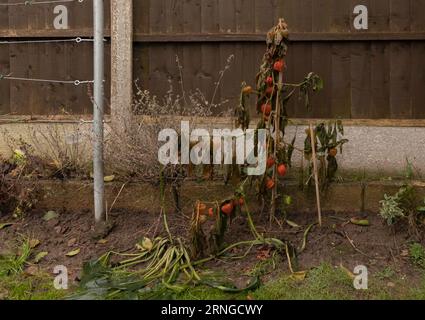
[243,199,262,240]
[159,166,173,241]
[309,124,322,227]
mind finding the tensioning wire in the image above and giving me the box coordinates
[0,37,95,45]
[0,73,93,86]
[0,0,83,6]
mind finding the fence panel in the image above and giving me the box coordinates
[0,0,424,119]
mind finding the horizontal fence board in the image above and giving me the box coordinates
[0,0,424,119]
[5,0,111,34]
[3,42,111,115]
[133,41,425,119]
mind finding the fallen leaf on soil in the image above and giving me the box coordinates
[0,223,14,230]
[290,271,307,281]
[137,237,153,251]
[29,239,41,249]
[104,175,115,183]
[43,211,59,221]
[66,248,81,257]
[350,218,370,226]
[286,220,300,228]
[34,251,48,264]
[340,264,355,280]
[97,239,108,244]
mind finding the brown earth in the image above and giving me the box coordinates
[1,207,424,288]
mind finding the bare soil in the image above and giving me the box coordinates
[0,208,423,286]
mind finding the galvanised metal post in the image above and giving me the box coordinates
[93,0,105,223]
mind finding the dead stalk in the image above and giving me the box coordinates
[309,124,322,227]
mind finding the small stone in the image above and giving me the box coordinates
[400,249,409,257]
[25,266,39,276]
[67,238,77,247]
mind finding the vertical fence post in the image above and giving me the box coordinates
[93,0,105,223]
[111,0,133,126]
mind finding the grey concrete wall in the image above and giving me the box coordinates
[1,121,424,176]
[286,126,425,177]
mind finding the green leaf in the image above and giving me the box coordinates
[137,237,153,251]
[283,195,293,206]
[66,248,81,257]
[29,239,41,249]
[34,252,48,264]
[286,220,300,228]
[43,211,59,221]
[104,175,115,183]
[350,218,370,227]
[0,223,14,230]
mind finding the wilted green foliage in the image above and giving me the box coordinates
[379,185,416,226]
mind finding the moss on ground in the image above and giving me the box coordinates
[177,263,425,301]
[1,262,425,300]
[0,272,66,300]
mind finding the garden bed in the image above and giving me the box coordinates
[1,206,425,300]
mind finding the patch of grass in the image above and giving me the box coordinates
[177,263,425,301]
[0,272,66,300]
[409,243,425,269]
[0,237,32,276]
[177,285,246,301]
[252,263,355,300]
[376,267,396,281]
[0,237,67,300]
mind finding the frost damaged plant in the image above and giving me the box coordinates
[304,121,348,189]
[2,124,90,179]
[106,55,234,182]
[235,19,347,221]
[28,124,91,179]
[380,191,407,226]
[380,185,424,238]
[0,154,41,218]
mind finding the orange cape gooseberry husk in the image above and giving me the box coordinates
[242,86,253,95]
[261,103,272,116]
[221,202,234,216]
[273,60,285,73]
[266,157,275,168]
[329,148,338,157]
[277,164,287,177]
[266,76,274,86]
[266,178,275,190]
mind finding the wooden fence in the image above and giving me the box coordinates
[0,0,425,119]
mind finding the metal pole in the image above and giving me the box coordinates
[93,0,105,223]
